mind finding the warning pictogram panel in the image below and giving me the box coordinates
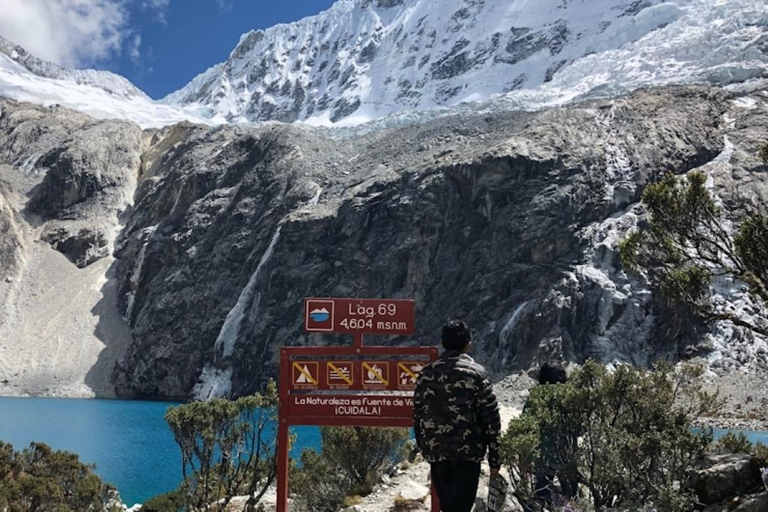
[362,361,389,390]
[326,361,354,389]
[397,362,424,390]
[292,362,319,389]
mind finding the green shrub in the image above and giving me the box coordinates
[140,488,185,512]
[320,426,409,495]
[714,432,768,466]
[293,426,409,510]
[0,441,111,512]
[759,142,768,165]
[500,361,717,512]
[714,431,753,454]
[292,448,350,512]
[752,442,768,465]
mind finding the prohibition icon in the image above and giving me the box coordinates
[397,362,424,389]
[327,361,354,388]
[362,361,389,388]
[292,362,318,388]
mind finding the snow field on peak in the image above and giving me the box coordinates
[0,53,213,129]
[163,0,768,128]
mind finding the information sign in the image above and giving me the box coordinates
[304,297,415,335]
[278,298,439,512]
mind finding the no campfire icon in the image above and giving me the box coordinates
[305,299,335,332]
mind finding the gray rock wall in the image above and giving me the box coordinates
[112,86,734,399]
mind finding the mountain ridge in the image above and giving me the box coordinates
[0,35,148,101]
[161,0,768,125]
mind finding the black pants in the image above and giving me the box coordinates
[431,460,481,512]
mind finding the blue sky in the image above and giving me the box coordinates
[0,0,337,99]
[122,1,337,99]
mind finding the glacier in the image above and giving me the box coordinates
[0,36,210,129]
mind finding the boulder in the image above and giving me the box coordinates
[733,492,768,512]
[398,481,430,502]
[40,224,109,268]
[689,454,763,505]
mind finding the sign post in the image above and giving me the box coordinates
[277,298,440,512]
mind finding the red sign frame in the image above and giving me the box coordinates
[280,346,437,425]
[277,342,440,511]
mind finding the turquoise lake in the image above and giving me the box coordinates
[0,397,320,507]
[0,397,766,507]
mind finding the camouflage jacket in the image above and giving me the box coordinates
[413,350,501,468]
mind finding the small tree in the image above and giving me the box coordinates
[292,449,350,512]
[320,426,409,495]
[620,171,768,336]
[759,142,768,165]
[139,489,185,512]
[500,361,717,512]
[164,381,278,511]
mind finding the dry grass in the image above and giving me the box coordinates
[391,494,426,511]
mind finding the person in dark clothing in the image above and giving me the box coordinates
[413,320,502,512]
[525,361,578,509]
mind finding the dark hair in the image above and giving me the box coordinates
[538,361,567,385]
[441,320,472,351]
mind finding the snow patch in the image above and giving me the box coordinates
[192,365,233,401]
[732,97,758,110]
[214,225,282,359]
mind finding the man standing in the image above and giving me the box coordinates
[414,320,502,512]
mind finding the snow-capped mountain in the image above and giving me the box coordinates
[0,35,206,129]
[163,0,768,125]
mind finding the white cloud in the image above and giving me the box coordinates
[0,0,128,68]
[129,34,142,66]
[141,0,170,24]
[216,0,233,13]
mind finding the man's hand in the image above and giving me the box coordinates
[490,467,500,477]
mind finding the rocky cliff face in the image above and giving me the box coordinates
[1,82,766,400]
[109,84,766,400]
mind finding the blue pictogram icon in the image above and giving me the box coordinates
[309,308,330,322]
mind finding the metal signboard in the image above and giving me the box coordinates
[277,298,440,512]
[280,346,437,425]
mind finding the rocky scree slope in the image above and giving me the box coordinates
[111,85,768,400]
[0,100,140,396]
[163,0,768,125]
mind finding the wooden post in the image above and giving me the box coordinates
[276,420,289,512]
[431,481,440,511]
